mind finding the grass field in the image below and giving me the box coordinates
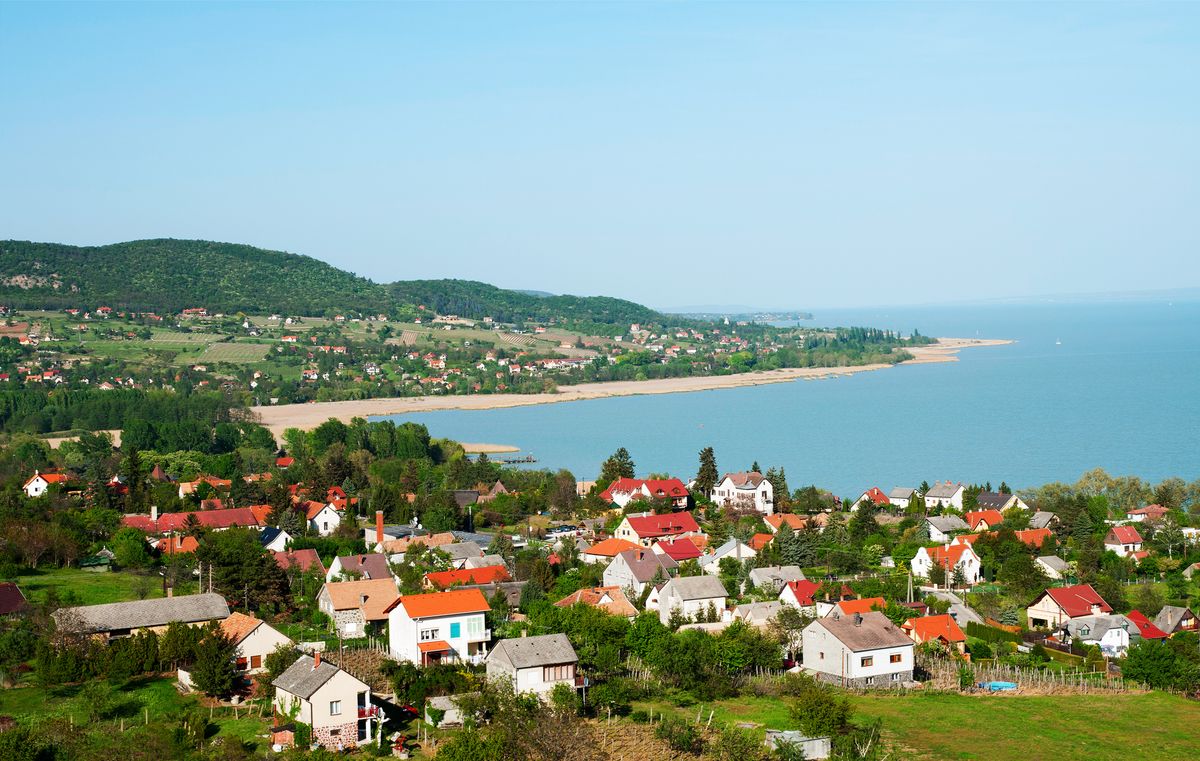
[637,690,1200,761]
[11,567,199,606]
[198,341,270,362]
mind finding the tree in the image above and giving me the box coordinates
[695,447,718,498]
[1123,639,1200,690]
[195,528,290,612]
[111,526,152,568]
[599,447,636,485]
[189,625,237,698]
[788,676,852,737]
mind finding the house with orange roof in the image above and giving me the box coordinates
[177,476,233,499]
[1014,528,1053,550]
[317,578,399,639]
[581,537,641,564]
[833,597,887,617]
[23,470,70,498]
[554,586,638,619]
[423,565,511,590]
[155,536,199,555]
[764,513,807,533]
[386,588,492,665]
[964,509,1005,531]
[651,537,704,562]
[220,612,293,674]
[853,487,890,510]
[748,532,774,551]
[902,614,966,653]
[306,500,342,537]
[911,544,982,586]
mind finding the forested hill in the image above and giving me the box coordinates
[0,239,390,316]
[0,238,669,326]
[387,279,661,327]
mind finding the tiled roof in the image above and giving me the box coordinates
[425,565,511,588]
[1106,526,1143,544]
[964,510,1005,529]
[219,612,264,644]
[389,588,490,619]
[333,554,392,580]
[554,586,637,617]
[488,633,577,670]
[1127,610,1169,639]
[653,538,703,561]
[122,508,263,533]
[320,578,399,621]
[765,514,807,532]
[625,511,700,538]
[836,597,886,615]
[53,593,230,634]
[816,610,912,652]
[1044,584,1112,618]
[584,538,642,558]
[859,487,889,505]
[903,613,965,644]
[274,549,325,574]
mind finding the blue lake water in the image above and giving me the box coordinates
[380,300,1200,497]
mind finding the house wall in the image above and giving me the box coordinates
[311,507,341,537]
[658,592,725,626]
[1026,595,1067,629]
[388,607,488,664]
[237,623,292,673]
[802,623,913,688]
[602,556,646,596]
[275,689,314,726]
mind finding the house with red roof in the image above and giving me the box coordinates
[1026,584,1112,629]
[651,537,704,562]
[779,579,822,612]
[853,487,890,510]
[122,506,264,535]
[1126,610,1169,640]
[1126,504,1169,523]
[902,614,966,653]
[600,477,689,508]
[614,511,702,547]
[910,544,982,586]
[1104,526,1144,558]
[764,513,807,533]
[275,456,295,469]
[0,582,29,617]
[423,565,511,590]
[23,470,69,498]
[1014,528,1053,550]
[155,536,199,555]
[581,537,642,564]
[964,509,1005,531]
[274,549,326,576]
[386,588,491,665]
[177,476,233,499]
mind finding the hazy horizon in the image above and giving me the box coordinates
[2,2,1198,308]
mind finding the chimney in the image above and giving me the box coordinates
[313,651,321,669]
[376,510,384,546]
[854,613,863,626]
[151,505,158,522]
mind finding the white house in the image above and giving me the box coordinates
[1104,526,1144,558]
[273,653,377,749]
[698,539,756,575]
[711,472,774,514]
[1026,584,1112,630]
[925,515,969,543]
[748,565,806,594]
[22,470,68,498]
[1036,556,1069,580]
[603,549,677,597]
[307,501,342,537]
[888,487,918,509]
[220,612,293,674]
[614,511,702,547]
[259,527,292,553]
[386,588,491,666]
[923,482,965,510]
[657,576,728,626]
[485,633,579,696]
[802,611,914,688]
[317,579,398,639]
[910,544,982,586]
[1061,615,1134,658]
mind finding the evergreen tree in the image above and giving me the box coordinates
[695,447,718,498]
[751,461,761,474]
[190,626,237,698]
[599,448,636,483]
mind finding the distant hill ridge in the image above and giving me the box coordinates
[0,238,663,326]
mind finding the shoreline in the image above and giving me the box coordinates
[253,337,1012,437]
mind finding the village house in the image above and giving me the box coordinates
[923,482,965,510]
[1060,615,1136,657]
[52,593,230,640]
[802,611,914,688]
[975,491,1030,512]
[259,526,292,553]
[386,588,491,666]
[853,487,890,510]
[888,487,918,508]
[901,614,966,654]
[711,472,774,514]
[656,576,728,625]
[1036,556,1069,580]
[764,513,807,533]
[614,511,702,547]
[274,549,326,577]
[924,515,969,543]
[698,538,757,575]
[442,541,486,569]
[603,548,678,597]
[779,579,822,615]
[122,506,265,535]
[326,554,394,584]
[423,565,511,590]
[581,537,642,564]
[22,470,69,498]
[1028,511,1060,530]
[964,509,1005,532]
[486,633,579,696]
[317,578,399,639]
[1104,526,1144,557]
[0,582,29,617]
[599,477,690,508]
[651,537,704,563]
[273,653,377,749]
[1026,584,1112,629]
[1127,610,1170,641]
[748,565,806,594]
[177,476,233,499]
[911,544,982,586]
[1126,504,1170,523]
[220,612,293,674]
[553,586,638,619]
[1153,605,1199,636]
[306,501,343,536]
[731,601,784,629]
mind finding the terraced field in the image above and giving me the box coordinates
[198,341,271,362]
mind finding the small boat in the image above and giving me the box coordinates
[1055,338,1062,346]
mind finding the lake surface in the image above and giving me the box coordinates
[380,300,1200,496]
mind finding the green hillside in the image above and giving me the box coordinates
[0,239,390,315]
[0,238,673,327]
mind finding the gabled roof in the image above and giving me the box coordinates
[765,513,807,532]
[903,613,965,644]
[219,612,264,645]
[320,578,399,621]
[858,487,889,506]
[1014,528,1052,548]
[554,586,637,618]
[0,582,28,616]
[1127,504,1169,518]
[304,500,333,521]
[1153,605,1196,634]
[53,593,230,634]
[964,510,1005,530]
[387,588,490,619]
[488,633,577,670]
[782,579,822,606]
[836,597,886,615]
[653,538,703,561]
[922,543,977,567]
[1036,556,1069,573]
[24,470,69,488]
[1041,584,1112,618]
[663,575,728,602]
[974,492,1014,510]
[274,549,325,574]
[122,507,264,533]
[600,477,688,503]
[1028,511,1058,529]
[624,511,700,538]
[333,554,392,580]
[925,481,963,499]
[926,515,969,533]
[584,538,642,558]
[1127,610,1169,639]
[815,611,912,652]
[157,536,199,555]
[1106,526,1143,545]
[424,565,511,588]
[273,654,366,700]
[749,532,774,551]
[719,471,766,489]
[889,487,917,500]
[613,548,678,583]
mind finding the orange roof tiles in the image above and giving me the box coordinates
[321,578,399,621]
[219,612,264,644]
[584,538,641,558]
[389,588,490,619]
[836,597,886,615]
[424,565,510,589]
[903,613,965,644]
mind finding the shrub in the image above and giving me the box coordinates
[629,710,649,723]
[654,715,703,754]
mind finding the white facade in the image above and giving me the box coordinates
[485,634,578,696]
[711,475,774,515]
[310,505,342,536]
[261,529,292,553]
[657,577,728,626]
[923,484,965,511]
[801,614,914,688]
[387,602,490,666]
[274,658,375,748]
[23,474,53,498]
[235,621,293,674]
[910,546,982,586]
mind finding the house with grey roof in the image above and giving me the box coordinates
[603,549,677,597]
[748,565,806,594]
[1061,614,1135,657]
[442,541,485,569]
[465,554,506,570]
[698,538,757,575]
[52,593,230,639]
[1153,605,1198,636]
[732,600,784,628]
[925,515,969,543]
[657,575,728,626]
[888,487,917,508]
[1036,556,1069,580]
[975,492,1029,511]
[1028,511,1060,530]
[486,633,578,695]
[273,653,377,749]
[802,610,914,688]
[923,482,965,510]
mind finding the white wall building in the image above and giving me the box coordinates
[802,611,914,688]
[386,589,492,666]
[657,576,728,626]
[711,472,774,515]
[485,633,579,695]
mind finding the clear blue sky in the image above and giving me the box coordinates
[2,2,1197,309]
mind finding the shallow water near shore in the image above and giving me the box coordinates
[382,300,1200,495]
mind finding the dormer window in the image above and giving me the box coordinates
[1079,626,1091,636]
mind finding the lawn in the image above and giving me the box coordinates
[199,341,270,362]
[12,567,199,606]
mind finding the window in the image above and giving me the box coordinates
[860,656,873,667]
[251,655,262,669]
[450,622,461,638]
[890,653,902,664]
[891,673,901,681]
[467,616,485,636]
[329,700,341,716]
[1080,626,1091,636]
[819,652,824,660]
[864,677,875,685]
[542,664,575,682]
[420,628,440,642]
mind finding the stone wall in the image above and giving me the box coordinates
[312,719,361,749]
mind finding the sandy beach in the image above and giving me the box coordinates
[253,337,1011,437]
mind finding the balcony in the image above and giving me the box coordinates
[467,629,491,642]
[357,705,380,719]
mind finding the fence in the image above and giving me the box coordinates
[922,658,1143,695]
